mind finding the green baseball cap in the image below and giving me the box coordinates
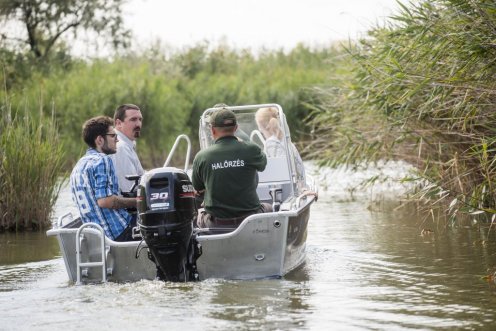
[210,108,237,127]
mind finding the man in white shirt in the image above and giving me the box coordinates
[112,104,144,194]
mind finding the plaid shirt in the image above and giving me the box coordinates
[70,148,131,240]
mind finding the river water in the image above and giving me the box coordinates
[1,162,496,330]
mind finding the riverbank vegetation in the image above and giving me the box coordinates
[309,0,496,223]
[0,42,337,230]
[0,106,65,231]
[2,43,335,168]
[5,0,496,231]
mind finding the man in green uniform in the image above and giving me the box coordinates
[192,107,272,229]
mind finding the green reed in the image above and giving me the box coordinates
[0,102,65,231]
[309,0,496,221]
[1,43,335,170]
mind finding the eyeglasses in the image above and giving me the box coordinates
[105,133,117,138]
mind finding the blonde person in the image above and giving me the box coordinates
[255,107,286,157]
[255,106,306,190]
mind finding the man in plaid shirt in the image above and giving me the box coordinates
[70,116,138,241]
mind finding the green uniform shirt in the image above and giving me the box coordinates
[192,135,267,218]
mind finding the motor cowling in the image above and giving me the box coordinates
[137,167,200,282]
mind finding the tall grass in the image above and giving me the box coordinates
[1,43,337,169]
[0,101,65,231]
[310,0,496,221]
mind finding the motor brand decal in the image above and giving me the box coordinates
[182,184,194,192]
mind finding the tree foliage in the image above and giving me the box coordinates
[0,0,130,59]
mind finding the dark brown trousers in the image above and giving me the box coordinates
[197,203,272,229]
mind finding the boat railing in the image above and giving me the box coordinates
[250,129,265,145]
[164,134,192,172]
[54,211,73,229]
[75,222,107,285]
[294,190,318,210]
[306,173,318,195]
[294,173,319,210]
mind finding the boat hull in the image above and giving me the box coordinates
[47,196,314,283]
[47,225,157,283]
[195,200,311,280]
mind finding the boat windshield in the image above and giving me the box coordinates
[199,104,295,185]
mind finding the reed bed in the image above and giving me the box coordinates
[309,0,496,221]
[0,104,65,231]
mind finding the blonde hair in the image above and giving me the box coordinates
[255,107,283,140]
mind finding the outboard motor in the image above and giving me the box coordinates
[137,167,201,282]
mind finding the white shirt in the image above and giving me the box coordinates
[111,130,144,194]
[264,136,306,193]
[265,135,286,158]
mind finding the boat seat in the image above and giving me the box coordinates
[257,156,292,203]
[258,156,290,183]
[65,217,83,229]
[257,182,291,202]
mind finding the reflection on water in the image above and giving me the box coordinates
[1,163,496,330]
[307,197,496,330]
[0,231,60,265]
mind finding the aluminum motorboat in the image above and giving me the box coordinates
[47,104,317,284]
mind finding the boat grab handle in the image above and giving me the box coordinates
[250,129,265,144]
[294,190,318,209]
[163,134,191,172]
[55,212,73,228]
